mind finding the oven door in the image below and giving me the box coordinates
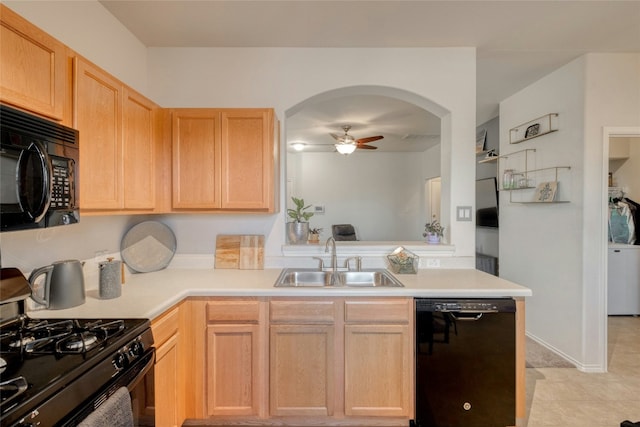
[0,134,52,231]
[58,349,155,427]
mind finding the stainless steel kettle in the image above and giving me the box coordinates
[28,260,86,309]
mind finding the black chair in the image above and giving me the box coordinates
[332,224,357,241]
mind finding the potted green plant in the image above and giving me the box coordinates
[308,227,323,244]
[286,197,314,244]
[423,217,444,244]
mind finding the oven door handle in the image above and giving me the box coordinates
[126,349,155,392]
[0,376,28,406]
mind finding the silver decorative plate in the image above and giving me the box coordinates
[121,221,177,273]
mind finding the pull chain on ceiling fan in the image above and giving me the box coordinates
[331,125,383,155]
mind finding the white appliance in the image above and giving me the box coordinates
[608,244,640,315]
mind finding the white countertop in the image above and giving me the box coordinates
[28,267,531,321]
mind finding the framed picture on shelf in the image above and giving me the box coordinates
[525,123,540,139]
[533,181,558,202]
[476,129,487,153]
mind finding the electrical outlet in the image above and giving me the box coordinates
[426,258,440,268]
[94,249,108,261]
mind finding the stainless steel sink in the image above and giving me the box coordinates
[274,268,404,288]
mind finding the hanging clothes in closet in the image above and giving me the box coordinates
[609,194,637,245]
[624,197,640,245]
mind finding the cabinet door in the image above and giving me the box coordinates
[154,334,180,427]
[75,57,123,209]
[0,4,66,120]
[123,88,157,210]
[220,109,275,210]
[171,109,221,209]
[206,324,262,416]
[344,324,411,417]
[270,324,335,416]
[343,298,413,418]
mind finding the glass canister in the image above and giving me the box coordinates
[502,169,514,190]
[512,173,525,188]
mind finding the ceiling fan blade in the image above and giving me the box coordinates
[330,133,344,141]
[357,144,377,150]
[356,135,384,144]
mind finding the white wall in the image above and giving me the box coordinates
[147,47,477,259]
[288,148,439,241]
[500,53,640,371]
[0,2,478,271]
[582,53,640,370]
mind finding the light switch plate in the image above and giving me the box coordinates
[456,206,472,221]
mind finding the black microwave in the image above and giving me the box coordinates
[0,104,79,232]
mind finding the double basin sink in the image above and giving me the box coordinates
[274,268,404,288]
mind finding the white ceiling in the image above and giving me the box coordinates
[99,0,640,152]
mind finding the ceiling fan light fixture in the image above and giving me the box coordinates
[292,142,305,151]
[335,142,357,155]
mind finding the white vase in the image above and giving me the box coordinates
[426,232,441,244]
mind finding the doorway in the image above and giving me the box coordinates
[602,127,640,370]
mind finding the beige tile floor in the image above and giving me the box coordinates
[524,316,640,427]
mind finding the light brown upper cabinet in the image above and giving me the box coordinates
[75,57,159,213]
[171,108,279,212]
[123,88,157,210]
[0,4,68,122]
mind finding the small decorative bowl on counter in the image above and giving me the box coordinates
[387,247,418,274]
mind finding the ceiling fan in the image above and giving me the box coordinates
[330,125,383,153]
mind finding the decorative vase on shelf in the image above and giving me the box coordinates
[286,196,314,245]
[287,222,309,245]
[308,228,322,244]
[423,218,444,245]
[425,232,441,244]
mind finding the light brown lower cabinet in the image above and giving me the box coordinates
[344,299,414,418]
[149,304,183,427]
[154,333,180,427]
[267,297,412,419]
[344,324,411,417]
[193,297,413,423]
[268,298,339,417]
[205,299,267,418]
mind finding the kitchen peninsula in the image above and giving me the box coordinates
[29,265,531,427]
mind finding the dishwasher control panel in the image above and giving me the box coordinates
[416,298,516,313]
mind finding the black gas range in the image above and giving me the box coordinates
[0,269,154,427]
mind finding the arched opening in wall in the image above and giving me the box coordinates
[284,85,450,242]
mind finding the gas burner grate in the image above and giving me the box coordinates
[1,319,126,356]
[56,332,100,353]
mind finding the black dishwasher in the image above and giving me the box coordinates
[412,298,516,427]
